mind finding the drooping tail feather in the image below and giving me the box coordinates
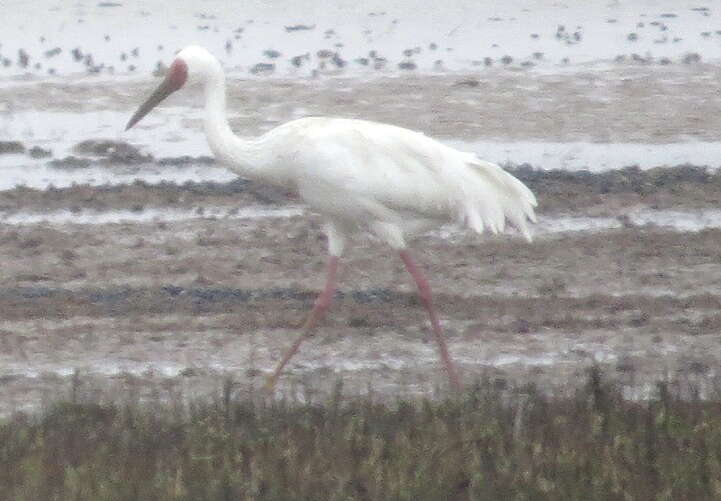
[459,155,537,241]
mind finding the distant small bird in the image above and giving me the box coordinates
[18,49,29,68]
[125,46,537,391]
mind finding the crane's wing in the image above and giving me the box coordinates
[288,118,537,240]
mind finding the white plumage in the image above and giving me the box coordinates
[126,45,538,391]
[233,117,537,251]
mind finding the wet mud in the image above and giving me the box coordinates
[2,64,721,414]
[2,163,721,216]
[4,65,721,144]
[2,191,721,414]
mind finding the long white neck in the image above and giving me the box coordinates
[202,70,271,181]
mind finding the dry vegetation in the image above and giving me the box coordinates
[2,370,721,500]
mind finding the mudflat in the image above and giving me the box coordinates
[2,65,721,414]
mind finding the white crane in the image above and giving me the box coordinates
[126,45,537,391]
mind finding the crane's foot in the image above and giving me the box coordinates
[263,373,279,394]
[447,367,463,393]
[263,255,339,395]
[398,250,463,393]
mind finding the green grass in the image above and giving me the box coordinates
[2,369,721,500]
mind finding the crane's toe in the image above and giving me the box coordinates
[263,373,280,394]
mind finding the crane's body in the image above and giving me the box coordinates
[126,45,537,391]
[210,116,536,255]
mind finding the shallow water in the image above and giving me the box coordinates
[0,205,303,225]
[449,140,721,172]
[2,0,719,78]
[4,204,721,236]
[0,159,236,191]
[4,138,721,193]
[6,138,721,193]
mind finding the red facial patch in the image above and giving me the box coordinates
[167,59,188,91]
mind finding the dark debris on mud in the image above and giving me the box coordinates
[3,281,721,337]
[72,139,151,164]
[3,163,721,214]
[0,141,25,154]
[0,178,294,212]
[511,163,716,194]
[0,285,401,321]
[509,164,721,212]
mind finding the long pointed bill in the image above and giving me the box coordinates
[125,59,188,130]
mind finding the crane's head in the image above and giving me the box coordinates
[125,45,220,130]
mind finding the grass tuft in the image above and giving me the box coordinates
[2,369,721,500]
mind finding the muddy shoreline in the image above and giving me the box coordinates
[4,65,721,144]
[2,195,721,414]
[2,163,721,216]
[3,60,721,415]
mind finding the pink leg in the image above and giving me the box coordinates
[399,250,462,391]
[266,256,339,390]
